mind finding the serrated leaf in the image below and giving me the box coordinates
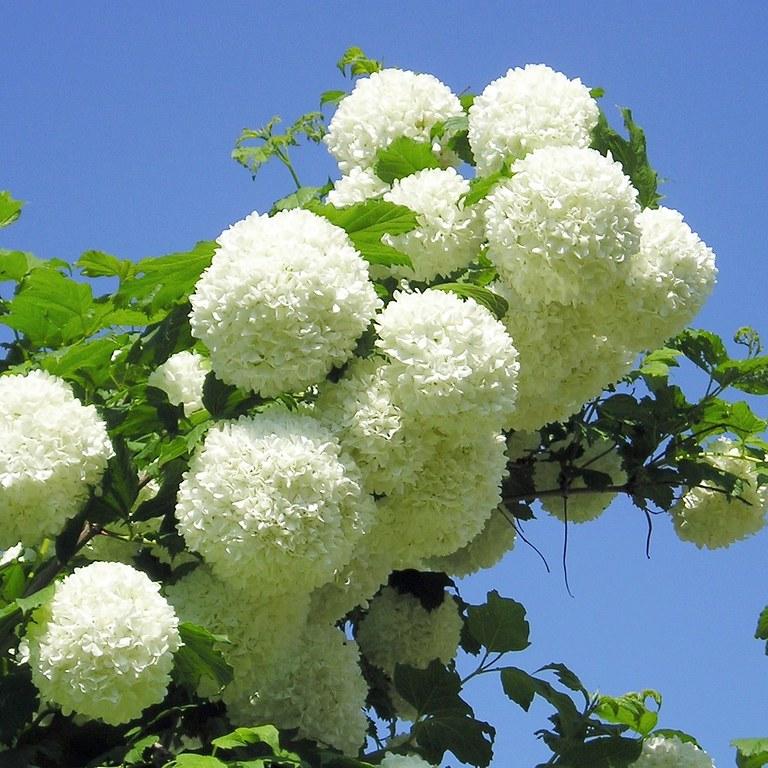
[170,756,227,768]
[715,356,768,395]
[336,46,382,78]
[414,715,495,768]
[374,137,440,183]
[212,724,282,751]
[596,691,661,736]
[536,663,587,695]
[733,738,768,768]
[77,250,137,281]
[466,590,530,653]
[463,168,512,206]
[40,335,123,388]
[271,184,331,214]
[0,191,23,228]
[432,283,508,320]
[0,249,36,282]
[174,622,233,691]
[320,89,347,107]
[671,328,728,373]
[393,659,469,718]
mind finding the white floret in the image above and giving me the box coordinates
[469,63,600,175]
[0,370,113,549]
[671,438,767,549]
[174,409,375,592]
[375,289,519,432]
[485,146,641,307]
[327,167,390,207]
[381,167,484,282]
[324,68,464,173]
[19,562,180,725]
[631,735,715,768]
[189,208,380,397]
[147,350,211,413]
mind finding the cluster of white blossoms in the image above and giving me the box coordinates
[631,735,715,768]
[671,438,768,549]
[147,350,211,413]
[189,208,380,397]
[0,370,113,549]
[20,562,180,725]
[534,436,627,523]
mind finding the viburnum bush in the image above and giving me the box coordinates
[1,46,768,768]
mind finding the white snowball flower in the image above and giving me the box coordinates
[381,753,438,768]
[631,735,715,768]
[381,167,483,282]
[375,289,519,432]
[175,409,375,593]
[534,436,626,523]
[19,562,180,725]
[313,357,431,495]
[245,622,369,756]
[485,146,641,306]
[671,438,768,549]
[189,208,380,397]
[627,207,717,349]
[324,68,463,173]
[327,167,389,207]
[469,64,600,175]
[426,506,516,577]
[0,369,113,549]
[357,586,463,678]
[147,350,211,413]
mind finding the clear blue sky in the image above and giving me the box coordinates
[2,3,767,766]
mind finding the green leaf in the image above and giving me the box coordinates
[40,335,123,388]
[432,283,508,320]
[499,667,536,711]
[733,738,768,768]
[393,659,470,718]
[671,328,728,373]
[414,714,495,768]
[0,191,23,228]
[336,46,382,78]
[115,240,216,314]
[212,725,282,751]
[174,622,233,692]
[557,736,642,767]
[1,563,26,603]
[123,733,160,764]
[637,347,681,379]
[320,89,347,107]
[536,663,587,695]
[374,137,440,183]
[0,665,39,743]
[77,250,137,281]
[595,690,662,736]
[590,86,606,99]
[462,168,512,206]
[15,583,55,614]
[715,356,768,395]
[202,371,263,417]
[0,249,35,282]
[650,729,701,748]
[170,756,227,768]
[271,183,332,214]
[466,590,530,653]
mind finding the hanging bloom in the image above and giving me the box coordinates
[175,409,375,593]
[327,167,389,207]
[189,208,380,397]
[627,207,717,349]
[381,167,483,282]
[147,350,211,413]
[534,436,626,523]
[324,68,463,173]
[19,562,180,725]
[375,289,519,431]
[631,735,715,768]
[0,369,113,549]
[671,438,768,549]
[485,146,641,307]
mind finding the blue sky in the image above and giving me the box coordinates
[2,3,767,765]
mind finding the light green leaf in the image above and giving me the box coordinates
[733,738,768,768]
[77,250,137,281]
[715,356,768,395]
[0,249,38,282]
[595,690,662,736]
[374,137,440,183]
[271,184,331,214]
[212,724,281,751]
[0,191,23,228]
[320,89,346,107]
[462,169,511,206]
[336,46,382,78]
[466,590,530,653]
[432,283,508,320]
[170,756,227,768]
[671,328,728,372]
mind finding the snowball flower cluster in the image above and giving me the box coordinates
[380,753,438,768]
[357,586,463,678]
[375,289,519,430]
[468,64,600,174]
[485,146,641,307]
[382,167,483,282]
[631,735,715,768]
[175,409,374,591]
[147,350,211,413]
[534,436,627,523]
[20,562,180,725]
[628,206,717,347]
[671,438,768,549]
[0,369,113,548]
[324,68,463,173]
[189,208,379,396]
[327,166,389,207]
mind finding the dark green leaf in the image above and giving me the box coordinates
[536,663,587,695]
[715,356,768,395]
[123,734,160,764]
[590,86,606,99]
[393,659,470,718]
[499,667,537,711]
[77,250,137,281]
[1,563,26,602]
[557,736,642,767]
[414,715,495,768]
[432,283,509,320]
[462,168,512,206]
[174,622,233,691]
[0,665,39,743]
[202,371,263,416]
[374,137,440,183]
[336,46,383,78]
[0,191,23,228]
[671,328,728,373]
[171,757,227,768]
[466,590,530,653]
